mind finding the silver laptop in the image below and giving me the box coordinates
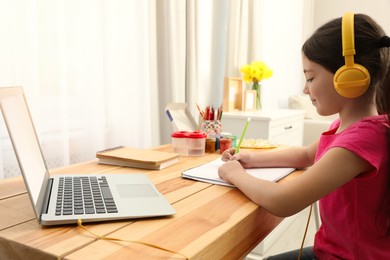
[0,86,175,225]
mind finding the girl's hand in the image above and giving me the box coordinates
[221,148,237,161]
[221,148,252,168]
[218,160,245,184]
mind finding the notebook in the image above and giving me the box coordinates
[96,146,179,170]
[0,87,175,225]
[182,158,295,187]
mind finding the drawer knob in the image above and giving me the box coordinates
[284,125,293,130]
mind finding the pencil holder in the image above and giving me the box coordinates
[201,120,222,136]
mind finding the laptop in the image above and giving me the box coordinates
[0,86,175,225]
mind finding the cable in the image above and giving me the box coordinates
[77,219,189,259]
[298,204,313,260]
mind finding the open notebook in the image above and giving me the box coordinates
[182,158,295,187]
[0,86,175,225]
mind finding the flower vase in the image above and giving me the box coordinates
[252,82,262,109]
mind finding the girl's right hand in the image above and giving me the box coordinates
[221,148,237,162]
[221,148,252,168]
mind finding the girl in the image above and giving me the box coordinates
[218,13,390,259]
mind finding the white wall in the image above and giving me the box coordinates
[260,0,308,109]
[313,0,390,35]
[269,0,390,110]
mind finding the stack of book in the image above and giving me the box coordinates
[96,146,180,170]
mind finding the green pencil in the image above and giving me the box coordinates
[236,118,251,153]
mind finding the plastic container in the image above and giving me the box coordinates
[171,131,189,155]
[221,132,237,148]
[231,135,237,148]
[219,138,232,154]
[187,131,207,156]
[205,137,216,153]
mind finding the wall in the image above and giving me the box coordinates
[270,0,390,110]
[259,0,308,110]
[313,0,390,34]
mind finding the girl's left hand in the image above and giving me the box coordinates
[218,160,245,184]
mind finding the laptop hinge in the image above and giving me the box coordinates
[41,178,53,215]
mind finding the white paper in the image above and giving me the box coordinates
[182,158,295,187]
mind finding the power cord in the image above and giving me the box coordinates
[77,219,189,259]
[298,204,313,260]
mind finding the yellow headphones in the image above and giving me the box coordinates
[333,12,370,98]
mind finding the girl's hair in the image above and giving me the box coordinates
[302,14,390,121]
[303,14,390,236]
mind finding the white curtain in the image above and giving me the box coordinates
[153,0,187,146]
[0,0,154,178]
[156,0,230,145]
[0,0,310,179]
[158,0,310,145]
[225,0,310,109]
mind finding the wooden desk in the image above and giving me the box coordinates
[0,145,302,260]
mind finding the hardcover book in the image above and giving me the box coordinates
[97,146,180,170]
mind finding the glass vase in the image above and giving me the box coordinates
[252,82,262,109]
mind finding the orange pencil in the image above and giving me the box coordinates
[196,104,204,117]
[198,111,206,132]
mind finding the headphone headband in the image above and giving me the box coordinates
[333,12,370,98]
[342,12,356,59]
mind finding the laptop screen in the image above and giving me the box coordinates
[0,91,49,217]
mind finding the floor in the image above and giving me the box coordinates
[246,205,319,260]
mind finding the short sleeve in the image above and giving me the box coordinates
[329,118,389,171]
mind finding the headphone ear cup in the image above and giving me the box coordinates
[333,63,370,98]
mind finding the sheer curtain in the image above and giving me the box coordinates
[154,0,229,145]
[225,0,311,109]
[0,0,311,179]
[0,0,154,178]
[160,0,310,145]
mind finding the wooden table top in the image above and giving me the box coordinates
[0,145,303,260]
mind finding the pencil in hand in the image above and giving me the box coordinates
[235,118,251,153]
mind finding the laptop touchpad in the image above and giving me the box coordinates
[116,184,158,198]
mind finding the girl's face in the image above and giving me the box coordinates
[302,54,343,116]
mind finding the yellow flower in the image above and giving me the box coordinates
[240,61,273,84]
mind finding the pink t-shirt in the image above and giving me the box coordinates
[313,115,390,259]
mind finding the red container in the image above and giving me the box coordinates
[187,131,207,156]
[219,138,232,154]
[171,131,189,155]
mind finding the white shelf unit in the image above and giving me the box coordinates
[221,109,305,146]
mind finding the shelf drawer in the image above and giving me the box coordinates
[221,109,305,146]
[269,119,303,137]
[270,129,302,146]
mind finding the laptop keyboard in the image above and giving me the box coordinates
[55,176,118,216]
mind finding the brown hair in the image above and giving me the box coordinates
[302,14,390,120]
